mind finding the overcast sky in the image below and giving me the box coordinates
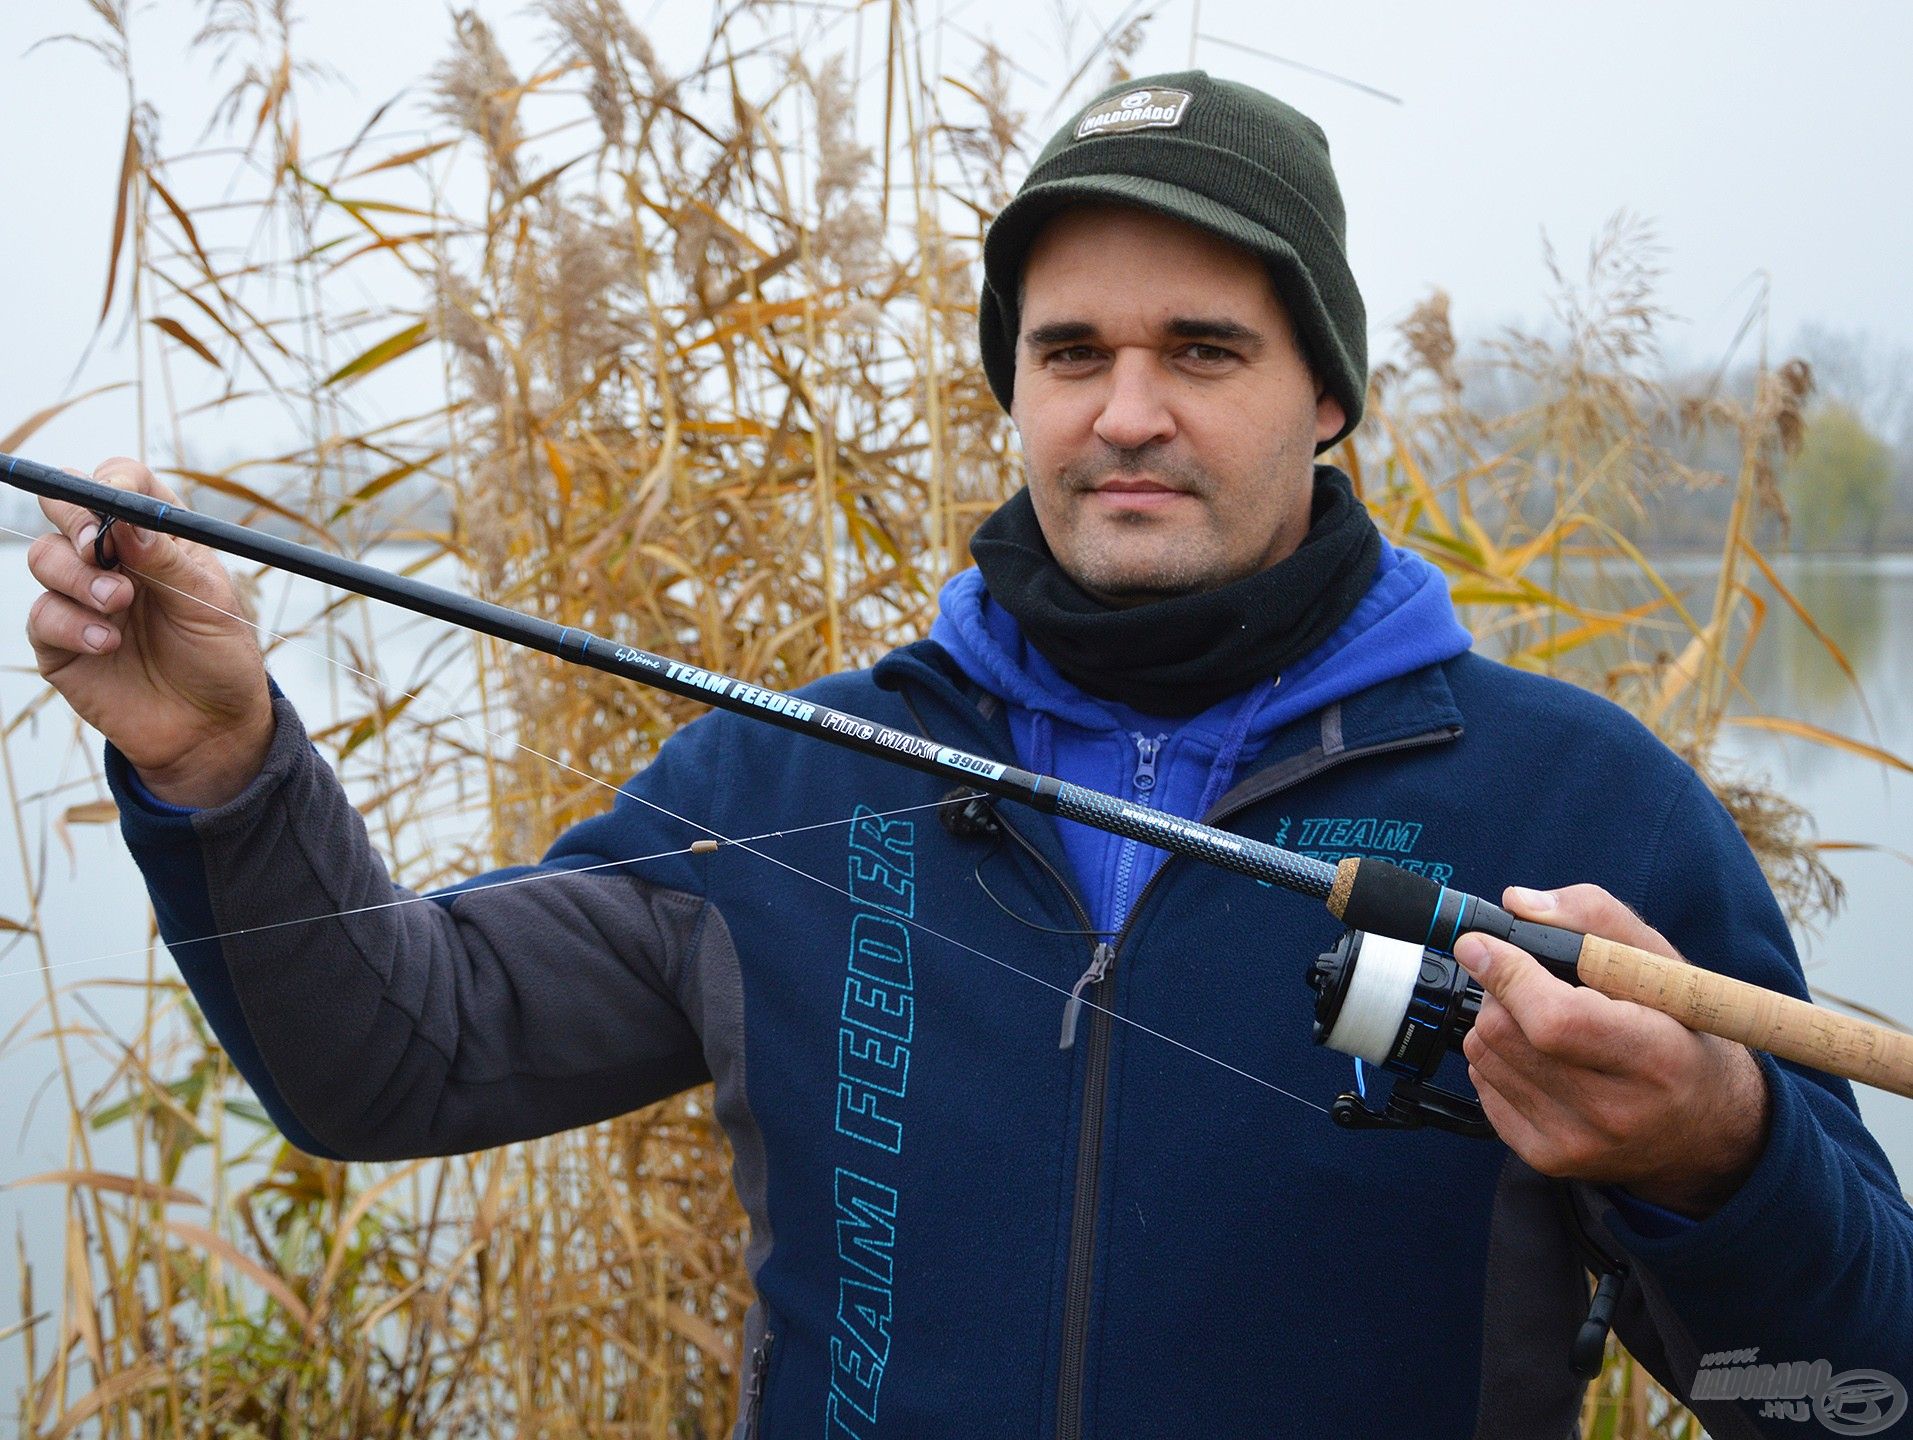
[2,0,1910,474]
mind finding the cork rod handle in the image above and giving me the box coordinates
[1577,937,1913,1100]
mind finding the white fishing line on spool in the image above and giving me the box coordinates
[1319,931,1424,1065]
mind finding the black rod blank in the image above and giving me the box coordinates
[2,453,1337,899]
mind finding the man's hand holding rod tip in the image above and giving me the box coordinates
[24,457,275,809]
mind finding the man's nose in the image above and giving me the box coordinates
[1092,350,1177,452]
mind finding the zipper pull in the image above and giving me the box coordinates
[1060,940,1115,1049]
[1130,732,1166,795]
[744,1328,776,1436]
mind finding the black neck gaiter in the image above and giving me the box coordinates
[968,465,1382,717]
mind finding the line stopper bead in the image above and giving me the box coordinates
[691,839,720,854]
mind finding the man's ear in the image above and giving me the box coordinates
[1313,386,1347,445]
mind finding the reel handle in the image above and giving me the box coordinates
[1327,857,1913,1101]
[1577,937,1913,1100]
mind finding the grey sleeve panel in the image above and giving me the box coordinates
[1471,1155,1592,1440]
[187,692,715,1160]
[675,901,774,1274]
[673,903,780,1434]
[1471,1161,1775,1440]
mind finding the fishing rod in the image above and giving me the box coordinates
[8,452,1913,1139]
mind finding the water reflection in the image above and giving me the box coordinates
[1527,554,1910,776]
[1740,558,1896,782]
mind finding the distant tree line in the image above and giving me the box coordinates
[1394,319,1913,555]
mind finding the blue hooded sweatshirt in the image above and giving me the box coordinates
[930,538,1474,938]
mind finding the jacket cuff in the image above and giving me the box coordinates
[104,677,310,838]
[1596,1051,1810,1274]
[120,763,200,816]
[1601,1185,1697,1240]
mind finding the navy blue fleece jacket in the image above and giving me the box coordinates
[108,557,1912,1438]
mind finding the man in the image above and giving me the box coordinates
[23,71,1912,1438]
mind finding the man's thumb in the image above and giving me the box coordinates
[117,524,232,620]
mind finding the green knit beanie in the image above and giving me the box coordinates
[979,70,1366,450]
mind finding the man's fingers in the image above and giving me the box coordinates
[51,461,232,614]
[27,590,122,666]
[1467,1038,1558,1125]
[1457,932,1560,1024]
[1468,1051,1618,1178]
[35,470,97,547]
[86,458,193,571]
[108,519,227,614]
[91,456,184,506]
[26,464,211,620]
[1458,933,1635,1071]
[36,459,185,552]
[25,532,132,616]
[1501,882,1682,963]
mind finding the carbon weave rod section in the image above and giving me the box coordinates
[1053,782,1337,898]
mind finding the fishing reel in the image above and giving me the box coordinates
[1307,929,1492,1139]
[1308,927,1630,1376]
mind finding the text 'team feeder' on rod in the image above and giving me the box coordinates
[7,451,1913,1104]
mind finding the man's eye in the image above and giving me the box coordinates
[1049,345,1100,364]
[1185,343,1235,363]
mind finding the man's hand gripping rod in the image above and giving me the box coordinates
[1324,855,1913,1100]
[8,453,1912,1102]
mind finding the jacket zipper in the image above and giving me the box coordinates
[1060,940,1114,1049]
[906,676,1460,1440]
[742,1327,775,1438]
[981,810,1109,1440]
[1064,733,1166,1049]
[1106,732,1167,946]
[898,687,1117,1440]
[1046,724,1462,1440]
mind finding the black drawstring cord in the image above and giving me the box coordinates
[940,786,1114,941]
[972,859,1115,941]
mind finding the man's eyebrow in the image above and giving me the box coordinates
[1164,317,1264,348]
[1020,317,1266,349]
[1023,321,1096,348]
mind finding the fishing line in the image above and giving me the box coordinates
[0,803,966,987]
[14,464,1913,1131]
[0,516,1329,1115]
[709,823,1328,1114]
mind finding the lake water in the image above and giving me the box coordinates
[0,544,1908,1411]
[1702,556,1913,1176]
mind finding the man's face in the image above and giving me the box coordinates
[1010,204,1345,606]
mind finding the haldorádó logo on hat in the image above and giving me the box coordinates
[1074,88,1193,140]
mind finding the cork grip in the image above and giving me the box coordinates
[1577,936,1913,1100]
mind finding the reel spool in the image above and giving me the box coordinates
[1306,929,1491,1138]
